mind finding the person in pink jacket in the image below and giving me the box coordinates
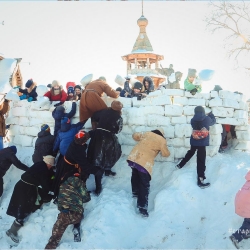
[230,171,250,248]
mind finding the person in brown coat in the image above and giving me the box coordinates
[127,129,170,217]
[79,76,119,128]
[0,97,10,150]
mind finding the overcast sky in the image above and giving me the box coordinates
[0,1,249,95]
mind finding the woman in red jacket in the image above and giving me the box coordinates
[44,80,67,107]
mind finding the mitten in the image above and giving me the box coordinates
[28,97,33,102]
[20,94,27,100]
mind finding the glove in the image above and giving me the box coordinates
[190,88,197,95]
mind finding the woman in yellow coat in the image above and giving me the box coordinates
[127,129,170,217]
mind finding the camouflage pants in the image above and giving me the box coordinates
[45,211,83,249]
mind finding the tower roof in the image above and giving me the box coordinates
[131,15,153,53]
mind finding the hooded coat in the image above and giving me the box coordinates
[87,108,123,168]
[32,131,55,163]
[184,78,202,93]
[6,161,54,220]
[127,132,170,176]
[79,79,119,122]
[235,171,250,218]
[0,147,28,178]
[190,108,216,147]
[142,76,154,94]
[0,100,9,137]
[53,122,85,156]
[44,88,67,102]
[52,102,76,137]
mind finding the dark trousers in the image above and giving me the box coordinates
[131,168,151,210]
[179,145,206,179]
[232,218,250,242]
[0,176,3,197]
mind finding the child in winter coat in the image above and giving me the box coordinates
[19,79,38,102]
[184,69,202,95]
[66,86,78,101]
[176,106,216,188]
[127,129,170,217]
[52,102,76,137]
[230,171,250,249]
[45,144,91,249]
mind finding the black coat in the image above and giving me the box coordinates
[32,131,55,163]
[6,161,54,220]
[87,109,123,168]
[0,147,28,178]
[19,86,38,101]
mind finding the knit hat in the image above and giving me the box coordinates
[125,76,131,80]
[41,124,50,132]
[188,69,197,78]
[194,106,205,114]
[61,117,70,125]
[51,80,60,88]
[67,86,74,95]
[56,105,65,112]
[134,81,143,90]
[116,87,122,92]
[43,155,55,166]
[47,83,52,88]
[111,100,123,112]
[74,131,90,145]
[9,145,17,154]
[25,79,33,88]
[98,76,106,81]
[74,85,81,91]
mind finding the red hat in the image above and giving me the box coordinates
[75,131,85,139]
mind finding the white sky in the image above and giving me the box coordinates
[0,1,249,96]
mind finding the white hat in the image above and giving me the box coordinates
[158,128,165,136]
[80,74,93,87]
[43,155,55,166]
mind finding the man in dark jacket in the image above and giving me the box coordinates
[52,101,76,137]
[32,124,55,163]
[176,106,216,188]
[6,155,55,245]
[0,146,28,199]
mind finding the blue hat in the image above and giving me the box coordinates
[67,87,74,95]
[41,124,50,132]
[25,79,33,88]
[9,146,17,154]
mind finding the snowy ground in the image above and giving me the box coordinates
[1,147,250,249]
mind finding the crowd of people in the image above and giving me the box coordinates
[0,72,242,249]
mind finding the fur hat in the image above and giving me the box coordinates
[9,145,17,154]
[188,69,197,78]
[25,79,33,88]
[74,85,81,90]
[51,80,60,88]
[133,81,143,90]
[111,100,123,111]
[98,76,106,82]
[194,106,205,114]
[67,87,74,95]
[74,131,90,145]
[43,155,55,166]
[41,124,50,132]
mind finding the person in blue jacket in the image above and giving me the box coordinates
[176,106,216,188]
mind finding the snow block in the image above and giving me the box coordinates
[184,138,190,147]
[183,106,197,116]
[117,97,132,108]
[132,97,153,107]
[171,116,187,124]
[121,125,134,134]
[234,141,250,151]
[5,116,19,125]
[148,95,172,106]
[187,98,205,106]
[208,97,223,107]
[200,93,211,100]
[211,107,234,118]
[222,98,239,109]
[14,135,33,147]
[9,125,20,135]
[209,134,222,146]
[210,124,223,134]
[235,125,250,131]
[147,114,171,126]
[11,106,28,117]
[19,116,30,127]
[207,146,220,156]
[174,146,189,159]
[174,124,192,138]
[238,101,248,111]
[219,90,237,100]
[164,105,183,116]
[161,89,185,96]
[216,117,248,126]
[30,97,50,111]
[210,91,219,98]
[168,138,185,147]
[236,131,250,141]
[234,110,248,119]
[185,92,203,98]
[173,96,188,106]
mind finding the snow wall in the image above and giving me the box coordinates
[6,88,250,164]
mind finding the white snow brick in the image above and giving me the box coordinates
[171,116,187,124]
[222,98,240,109]
[174,124,192,138]
[208,97,223,107]
[11,106,28,117]
[168,138,185,147]
[186,116,193,124]
[187,98,205,106]
[29,110,53,122]
[121,125,134,134]
[121,115,128,125]
[31,97,50,111]
[132,106,164,116]
[173,96,188,106]
[161,89,185,96]
[148,90,162,97]
[210,124,223,134]
[209,134,222,146]
[184,138,190,147]
[236,131,250,141]
[117,97,132,108]
[118,134,137,146]
[147,114,171,126]
[5,116,19,125]
[206,146,220,157]
[25,126,39,137]
[234,141,250,151]
[19,126,26,135]
[210,91,219,98]
[164,105,183,116]
[174,147,189,159]
[185,92,203,98]
[234,110,248,119]
[183,106,197,116]
[216,117,248,126]
[200,93,211,100]
[9,125,20,135]
[238,101,249,111]
[162,125,175,138]
[132,97,152,107]
[219,90,236,100]
[155,146,174,162]
[13,100,32,108]
[211,107,234,118]
[147,95,172,106]
[121,145,134,156]
[14,135,33,147]
[19,117,30,127]
[29,118,45,126]
[235,125,250,131]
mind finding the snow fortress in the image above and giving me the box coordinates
[6,88,250,163]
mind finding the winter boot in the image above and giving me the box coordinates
[139,208,149,218]
[229,235,240,249]
[6,220,22,244]
[94,170,103,196]
[105,170,116,176]
[73,225,81,242]
[197,177,210,189]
